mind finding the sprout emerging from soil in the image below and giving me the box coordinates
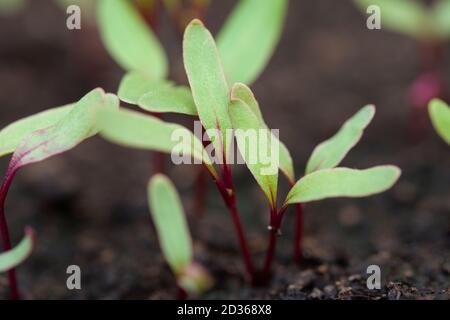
[99,19,402,285]
[0,89,119,299]
[148,174,213,297]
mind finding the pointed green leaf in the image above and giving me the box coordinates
[429,99,450,145]
[229,99,279,208]
[353,0,428,39]
[183,19,232,159]
[117,72,173,105]
[148,174,192,274]
[284,166,401,205]
[10,89,119,171]
[217,0,288,85]
[98,0,168,78]
[0,104,73,158]
[305,105,375,174]
[431,0,450,39]
[0,227,35,273]
[138,86,198,116]
[98,108,217,177]
[231,83,294,183]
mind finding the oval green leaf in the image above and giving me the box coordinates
[231,83,294,183]
[229,99,279,208]
[183,19,232,159]
[284,166,401,206]
[0,227,35,273]
[217,0,288,85]
[10,89,119,171]
[98,108,217,178]
[0,104,73,158]
[117,72,173,105]
[97,0,168,79]
[138,86,198,116]
[305,105,375,174]
[431,0,450,39]
[429,99,450,145]
[148,174,192,274]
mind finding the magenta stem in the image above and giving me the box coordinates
[0,165,20,300]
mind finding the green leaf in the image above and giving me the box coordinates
[148,174,192,274]
[0,0,26,15]
[117,72,172,105]
[305,105,375,174]
[98,107,217,177]
[147,174,213,295]
[0,227,35,273]
[353,0,429,39]
[183,19,232,159]
[217,0,288,85]
[229,99,279,208]
[429,99,450,145]
[231,83,294,183]
[139,86,198,116]
[431,0,450,39]
[284,166,401,206]
[97,0,168,79]
[9,89,119,171]
[0,104,73,158]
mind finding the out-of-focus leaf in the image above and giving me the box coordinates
[284,166,401,205]
[0,227,35,273]
[139,86,198,116]
[0,0,26,15]
[231,83,294,183]
[117,72,172,105]
[148,174,192,274]
[305,105,375,174]
[429,99,450,145]
[8,89,118,172]
[217,0,288,85]
[183,19,232,159]
[98,108,217,177]
[98,0,168,78]
[431,0,450,39]
[353,0,428,39]
[0,104,73,158]
[229,99,279,208]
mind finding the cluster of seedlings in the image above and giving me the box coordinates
[0,0,447,299]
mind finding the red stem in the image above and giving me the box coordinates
[261,207,285,279]
[208,165,255,280]
[294,203,304,265]
[0,165,20,300]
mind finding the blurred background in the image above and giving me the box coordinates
[0,0,449,299]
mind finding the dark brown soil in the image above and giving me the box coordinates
[0,0,449,300]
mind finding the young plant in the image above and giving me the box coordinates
[98,0,288,213]
[148,174,213,297]
[354,0,450,134]
[0,89,119,299]
[429,99,450,144]
[99,19,402,285]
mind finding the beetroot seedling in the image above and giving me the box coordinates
[0,89,118,299]
[99,0,288,216]
[148,174,213,297]
[99,19,402,285]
